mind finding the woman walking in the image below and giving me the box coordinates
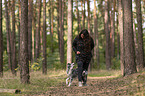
[73,29,94,87]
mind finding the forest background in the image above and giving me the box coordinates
[0,0,145,84]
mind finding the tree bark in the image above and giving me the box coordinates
[35,0,41,60]
[67,0,73,64]
[28,0,33,62]
[87,0,90,33]
[20,0,30,84]
[59,0,64,64]
[93,0,99,70]
[0,0,3,77]
[42,0,47,74]
[104,0,111,70]
[76,0,81,32]
[123,0,137,76]
[5,0,12,71]
[118,0,124,76]
[135,0,144,71]
[11,0,16,76]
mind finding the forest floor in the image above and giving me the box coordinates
[0,70,145,96]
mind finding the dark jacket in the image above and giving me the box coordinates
[72,36,94,62]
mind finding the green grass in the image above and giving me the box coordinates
[0,70,67,95]
[89,70,121,77]
[0,70,121,95]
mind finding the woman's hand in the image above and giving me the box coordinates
[77,51,80,54]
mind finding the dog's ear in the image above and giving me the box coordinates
[67,63,71,65]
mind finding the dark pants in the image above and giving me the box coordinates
[77,56,91,82]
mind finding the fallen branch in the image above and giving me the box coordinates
[0,89,21,94]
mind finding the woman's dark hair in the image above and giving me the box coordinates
[78,29,91,51]
[79,29,89,39]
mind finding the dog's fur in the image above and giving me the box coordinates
[66,63,87,86]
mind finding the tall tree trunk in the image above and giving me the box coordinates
[81,0,84,30]
[42,0,47,74]
[11,0,16,76]
[105,0,111,70]
[133,21,139,71]
[93,0,99,70]
[82,0,86,29]
[35,0,41,60]
[135,0,144,71]
[5,0,12,71]
[110,0,115,58]
[0,0,3,77]
[123,0,137,76]
[28,0,33,62]
[87,0,90,33]
[20,0,30,84]
[18,0,21,69]
[51,0,54,53]
[59,0,64,64]
[118,0,124,76]
[76,0,81,32]
[67,0,72,64]
[32,3,36,63]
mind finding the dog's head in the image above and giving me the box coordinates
[66,63,74,75]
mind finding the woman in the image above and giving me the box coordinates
[72,29,94,87]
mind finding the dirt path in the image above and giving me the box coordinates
[42,72,145,96]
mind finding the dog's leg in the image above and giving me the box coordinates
[66,78,69,85]
[68,78,73,86]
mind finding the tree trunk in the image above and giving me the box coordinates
[76,0,81,32]
[51,0,54,53]
[135,0,144,71]
[11,0,16,76]
[118,0,124,76]
[0,0,3,77]
[28,0,33,62]
[123,0,137,76]
[35,0,41,60]
[105,0,111,70]
[5,0,12,71]
[67,0,72,64]
[59,0,64,64]
[18,0,21,69]
[87,0,90,33]
[20,0,30,84]
[110,0,115,58]
[42,0,47,74]
[93,0,100,70]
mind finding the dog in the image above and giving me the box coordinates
[66,63,88,86]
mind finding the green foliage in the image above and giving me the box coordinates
[111,58,120,70]
[3,51,9,71]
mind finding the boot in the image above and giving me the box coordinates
[78,81,82,87]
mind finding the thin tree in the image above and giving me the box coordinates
[51,0,54,53]
[76,0,81,32]
[118,0,124,76]
[28,0,33,62]
[0,0,3,77]
[104,0,111,70]
[67,0,73,64]
[122,0,137,76]
[35,0,41,60]
[110,0,115,58]
[11,0,16,76]
[42,0,47,74]
[93,0,99,70]
[59,0,64,64]
[87,0,90,33]
[20,0,30,83]
[135,0,144,70]
[5,0,12,71]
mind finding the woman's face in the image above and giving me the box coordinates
[81,34,84,39]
